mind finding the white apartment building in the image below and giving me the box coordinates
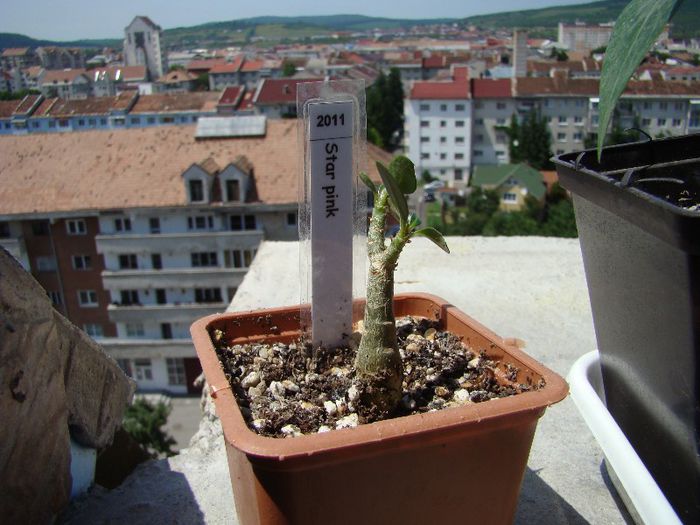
[404,68,472,187]
[472,79,516,165]
[124,16,168,81]
[557,22,614,53]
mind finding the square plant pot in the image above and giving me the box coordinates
[191,293,567,525]
[553,135,700,523]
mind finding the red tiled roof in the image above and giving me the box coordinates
[240,59,265,72]
[42,68,88,84]
[410,80,470,100]
[14,94,42,114]
[254,77,323,105]
[158,69,197,84]
[187,59,227,72]
[218,86,244,106]
[2,48,30,57]
[33,97,58,116]
[237,90,255,111]
[0,100,21,118]
[515,76,700,97]
[471,78,512,98]
[0,121,393,214]
[130,92,221,114]
[423,55,447,69]
[209,55,244,74]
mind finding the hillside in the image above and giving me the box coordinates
[464,0,700,38]
[0,32,121,50]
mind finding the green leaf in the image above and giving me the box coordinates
[597,0,679,158]
[408,213,421,229]
[359,171,377,195]
[388,155,417,194]
[414,227,450,253]
[376,161,409,225]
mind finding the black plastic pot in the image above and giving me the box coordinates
[553,134,700,523]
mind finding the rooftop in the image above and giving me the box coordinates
[471,78,512,99]
[0,122,391,216]
[410,80,470,100]
[253,77,323,105]
[129,92,220,114]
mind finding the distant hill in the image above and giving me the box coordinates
[0,32,121,50]
[2,2,699,52]
[463,0,700,38]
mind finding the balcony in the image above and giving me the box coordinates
[102,267,247,290]
[95,230,263,255]
[107,302,227,324]
[99,337,195,359]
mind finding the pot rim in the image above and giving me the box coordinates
[191,292,568,461]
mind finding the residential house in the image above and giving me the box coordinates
[36,47,86,70]
[126,92,219,127]
[470,164,546,211]
[252,77,322,118]
[155,69,198,93]
[92,65,148,97]
[557,22,614,53]
[0,121,391,392]
[216,86,245,115]
[1,48,38,70]
[207,56,244,91]
[39,69,91,99]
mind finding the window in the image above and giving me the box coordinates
[167,358,186,385]
[66,219,86,235]
[643,102,651,110]
[114,217,132,232]
[673,118,682,127]
[147,117,156,124]
[573,132,583,142]
[83,324,103,338]
[557,132,567,141]
[161,323,173,340]
[675,102,684,111]
[474,150,483,157]
[287,212,297,226]
[454,169,463,180]
[455,137,464,144]
[495,150,505,158]
[496,118,506,125]
[421,153,429,159]
[78,290,98,307]
[189,179,205,202]
[420,136,430,143]
[32,121,39,129]
[191,252,218,267]
[474,118,484,125]
[574,116,583,125]
[502,192,517,203]
[149,217,160,233]
[151,253,162,269]
[155,289,166,304]
[119,254,138,269]
[420,120,429,128]
[0,222,9,238]
[474,134,484,143]
[496,133,506,144]
[134,358,153,381]
[496,102,506,110]
[419,104,430,111]
[72,255,92,270]
[88,118,96,126]
[641,118,651,127]
[48,121,56,128]
[116,359,132,377]
[226,179,241,201]
[195,288,223,303]
[455,104,465,111]
[439,153,447,160]
[440,104,447,111]
[47,290,63,306]
[439,136,447,143]
[188,215,214,231]
[558,116,567,124]
[229,214,256,231]
[126,323,145,337]
[439,120,446,128]
[455,120,465,127]
[659,102,668,110]
[224,249,256,269]
[474,101,483,109]
[35,256,57,272]
[657,118,667,127]
[454,153,464,159]
[120,290,139,305]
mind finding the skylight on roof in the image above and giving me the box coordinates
[195,116,266,139]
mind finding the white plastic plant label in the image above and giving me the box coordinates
[308,100,354,347]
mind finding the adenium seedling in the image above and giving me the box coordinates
[354,156,449,415]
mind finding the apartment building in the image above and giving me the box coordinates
[557,22,614,53]
[472,79,515,165]
[39,69,92,100]
[404,68,472,186]
[0,120,390,393]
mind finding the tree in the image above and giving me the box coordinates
[366,69,404,150]
[506,110,553,170]
[169,64,185,72]
[541,200,578,237]
[193,73,209,91]
[549,47,568,61]
[483,211,539,236]
[122,398,176,458]
[282,61,296,77]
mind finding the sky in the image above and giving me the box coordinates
[2,0,590,41]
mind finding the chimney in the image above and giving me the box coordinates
[513,30,528,79]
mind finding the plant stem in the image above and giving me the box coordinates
[354,189,409,415]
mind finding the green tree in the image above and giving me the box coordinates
[505,110,553,169]
[541,200,578,237]
[193,73,209,91]
[122,398,176,458]
[366,69,404,150]
[550,47,568,61]
[169,64,185,72]
[282,61,296,77]
[421,170,435,184]
[483,211,539,236]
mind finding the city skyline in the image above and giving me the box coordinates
[3,0,589,41]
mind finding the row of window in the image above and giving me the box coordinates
[420,119,466,128]
[10,115,200,131]
[418,103,468,112]
[114,248,256,271]
[420,136,466,144]
[188,179,241,203]
[116,357,186,386]
[421,152,466,160]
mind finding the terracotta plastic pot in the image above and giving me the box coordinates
[191,293,568,525]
